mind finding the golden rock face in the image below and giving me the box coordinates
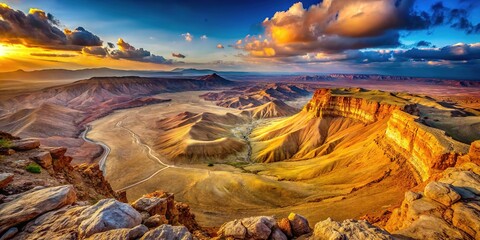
[385,110,469,181]
[303,89,414,124]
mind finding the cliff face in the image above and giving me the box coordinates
[384,110,470,181]
[303,89,416,124]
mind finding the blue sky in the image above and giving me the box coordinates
[1,0,480,79]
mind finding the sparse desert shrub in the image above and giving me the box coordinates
[0,139,12,148]
[208,163,214,167]
[26,163,41,173]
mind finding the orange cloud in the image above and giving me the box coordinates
[237,0,430,59]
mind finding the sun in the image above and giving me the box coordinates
[0,45,7,57]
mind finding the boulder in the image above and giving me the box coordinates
[47,147,67,159]
[78,199,143,238]
[0,173,14,189]
[270,227,288,240]
[218,219,246,239]
[288,213,311,237]
[424,181,461,206]
[0,185,76,234]
[86,224,148,240]
[132,196,168,216]
[394,215,467,239]
[312,218,393,240]
[277,218,293,238]
[0,227,18,240]
[404,191,421,202]
[440,170,480,198]
[468,140,480,164]
[451,201,480,239]
[31,151,53,169]
[217,216,283,240]
[144,214,168,228]
[10,139,40,151]
[242,216,276,239]
[141,224,192,240]
[15,205,89,240]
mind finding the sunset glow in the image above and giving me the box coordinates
[0,0,478,78]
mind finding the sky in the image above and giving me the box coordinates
[0,0,479,79]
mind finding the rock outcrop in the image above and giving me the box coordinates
[78,199,143,238]
[217,213,311,240]
[0,132,120,203]
[385,164,480,239]
[86,224,148,240]
[0,185,76,233]
[384,110,469,181]
[311,218,393,240]
[0,173,14,189]
[141,224,192,240]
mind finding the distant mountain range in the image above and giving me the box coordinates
[1,67,479,84]
[0,68,249,81]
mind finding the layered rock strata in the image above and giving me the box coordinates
[384,110,470,181]
[303,89,417,124]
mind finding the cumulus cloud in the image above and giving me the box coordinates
[200,35,208,40]
[182,32,193,42]
[237,0,480,59]
[216,44,224,49]
[107,38,171,63]
[82,46,108,56]
[0,4,101,49]
[172,53,186,58]
[65,27,102,46]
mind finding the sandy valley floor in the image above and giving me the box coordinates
[87,90,418,227]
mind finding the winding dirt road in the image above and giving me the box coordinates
[80,126,110,174]
[114,120,197,192]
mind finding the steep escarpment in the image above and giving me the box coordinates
[251,88,416,163]
[304,88,417,124]
[383,110,470,181]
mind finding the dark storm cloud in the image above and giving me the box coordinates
[172,53,186,58]
[0,4,102,49]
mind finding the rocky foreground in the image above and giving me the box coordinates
[1,132,480,239]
